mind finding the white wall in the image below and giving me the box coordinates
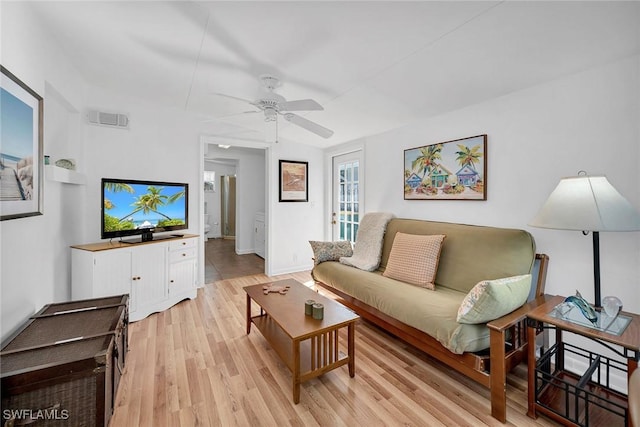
[1,2,88,341]
[82,86,202,244]
[359,54,640,314]
[267,140,325,275]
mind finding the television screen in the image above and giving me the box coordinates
[101,178,188,240]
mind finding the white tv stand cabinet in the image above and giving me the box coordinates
[71,234,198,322]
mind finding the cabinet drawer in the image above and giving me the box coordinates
[170,247,196,262]
[169,238,196,251]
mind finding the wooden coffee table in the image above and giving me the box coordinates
[244,278,359,403]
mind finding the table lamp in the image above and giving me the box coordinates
[529,172,640,307]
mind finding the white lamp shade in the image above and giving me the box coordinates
[529,175,640,231]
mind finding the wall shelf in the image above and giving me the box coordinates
[45,165,86,185]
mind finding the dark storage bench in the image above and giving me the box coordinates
[1,295,128,427]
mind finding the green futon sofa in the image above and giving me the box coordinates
[312,218,549,423]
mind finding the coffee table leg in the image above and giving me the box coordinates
[348,322,355,378]
[293,339,301,403]
[246,294,251,334]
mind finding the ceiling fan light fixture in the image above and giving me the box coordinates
[264,108,277,122]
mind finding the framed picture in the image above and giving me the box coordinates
[404,134,487,200]
[1,66,44,220]
[279,160,308,202]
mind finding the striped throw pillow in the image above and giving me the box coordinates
[382,233,445,290]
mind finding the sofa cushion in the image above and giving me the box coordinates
[382,233,445,290]
[313,261,491,354]
[380,219,536,294]
[309,241,353,265]
[456,274,532,324]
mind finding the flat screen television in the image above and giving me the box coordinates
[101,178,188,242]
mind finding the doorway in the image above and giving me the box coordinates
[202,142,267,284]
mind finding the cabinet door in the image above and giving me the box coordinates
[131,244,167,312]
[169,259,196,296]
[93,249,133,299]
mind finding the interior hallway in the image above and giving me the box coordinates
[204,238,265,283]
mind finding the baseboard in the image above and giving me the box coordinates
[269,263,314,276]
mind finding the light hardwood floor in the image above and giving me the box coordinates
[110,271,558,427]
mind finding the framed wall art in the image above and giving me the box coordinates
[404,134,487,201]
[279,160,308,202]
[1,66,44,220]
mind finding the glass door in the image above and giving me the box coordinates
[332,151,363,242]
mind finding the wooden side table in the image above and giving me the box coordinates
[526,295,639,426]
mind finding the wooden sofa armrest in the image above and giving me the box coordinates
[487,252,550,334]
[487,294,553,332]
[485,254,549,423]
[487,294,552,422]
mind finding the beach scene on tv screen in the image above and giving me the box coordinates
[104,182,186,232]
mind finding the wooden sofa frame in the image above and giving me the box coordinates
[314,253,549,423]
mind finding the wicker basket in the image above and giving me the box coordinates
[1,295,128,427]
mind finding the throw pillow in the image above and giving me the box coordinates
[456,274,532,324]
[309,241,353,265]
[382,233,446,290]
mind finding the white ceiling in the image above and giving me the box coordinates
[29,1,640,147]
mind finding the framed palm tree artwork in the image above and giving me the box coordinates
[404,134,487,200]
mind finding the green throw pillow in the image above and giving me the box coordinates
[456,274,532,324]
[309,241,353,265]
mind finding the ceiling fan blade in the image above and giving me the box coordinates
[279,99,324,112]
[283,113,334,139]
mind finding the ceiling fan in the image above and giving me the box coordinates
[213,75,334,139]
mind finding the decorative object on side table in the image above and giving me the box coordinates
[551,290,631,335]
[602,295,623,317]
[529,171,640,307]
[564,290,597,324]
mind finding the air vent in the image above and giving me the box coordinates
[87,110,130,129]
